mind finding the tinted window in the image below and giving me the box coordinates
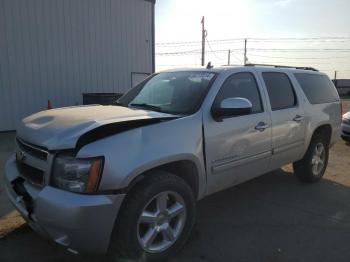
[215,72,263,113]
[294,73,339,104]
[263,72,297,110]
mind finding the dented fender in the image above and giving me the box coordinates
[76,112,207,199]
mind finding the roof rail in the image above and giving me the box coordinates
[245,63,318,72]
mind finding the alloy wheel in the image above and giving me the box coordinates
[137,191,187,253]
[311,142,326,175]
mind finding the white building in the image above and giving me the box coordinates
[0,0,155,131]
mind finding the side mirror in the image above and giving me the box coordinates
[212,97,252,120]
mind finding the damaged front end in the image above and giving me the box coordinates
[4,142,125,254]
[5,114,180,254]
[75,117,179,151]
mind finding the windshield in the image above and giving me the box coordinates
[118,71,216,114]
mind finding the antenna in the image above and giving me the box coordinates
[206,62,213,69]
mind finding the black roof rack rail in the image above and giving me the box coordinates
[245,63,318,72]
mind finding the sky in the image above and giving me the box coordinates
[155,0,350,79]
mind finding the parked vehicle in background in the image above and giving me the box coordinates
[341,111,350,142]
[4,65,341,261]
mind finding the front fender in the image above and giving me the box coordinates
[77,112,207,199]
[122,153,205,195]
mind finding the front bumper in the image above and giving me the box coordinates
[4,155,125,254]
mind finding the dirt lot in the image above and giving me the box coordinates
[0,100,349,262]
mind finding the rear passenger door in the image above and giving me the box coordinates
[261,72,306,169]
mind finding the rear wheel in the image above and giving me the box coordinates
[109,171,196,261]
[293,133,329,183]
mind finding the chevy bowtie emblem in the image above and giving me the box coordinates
[16,150,26,162]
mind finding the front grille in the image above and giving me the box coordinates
[16,162,45,185]
[15,138,49,186]
[16,138,48,160]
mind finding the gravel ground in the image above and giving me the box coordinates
[0,99,349,262]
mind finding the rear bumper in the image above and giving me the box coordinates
[4,155,125,254]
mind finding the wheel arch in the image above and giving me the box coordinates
[123,158,204,200]
[311,124,332,146]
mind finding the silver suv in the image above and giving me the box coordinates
[4,65,341,261]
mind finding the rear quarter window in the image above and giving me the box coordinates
[294,73,339,104]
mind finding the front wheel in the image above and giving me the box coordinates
[109,171,196,261]
[293,133,329,183]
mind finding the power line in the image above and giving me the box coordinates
[156,40,202,46]
[156,37,350,46]
[155,37,350,76]
[156,49,202,56]
[206,38,226,61]
[247,48,350,52]
[248,37,350,40]
[156,38,243,46]
[248,53,350,59]
[156,48,350,56]
[156,49,230,56]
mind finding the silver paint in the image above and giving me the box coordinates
[4,66,341,254]
[220,97,253,110]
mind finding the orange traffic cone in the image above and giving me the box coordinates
[48,100,52,110]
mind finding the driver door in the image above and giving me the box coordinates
[204,72,272,195]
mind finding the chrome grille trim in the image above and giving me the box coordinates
[16,138,49,160]
[15,137,50,187]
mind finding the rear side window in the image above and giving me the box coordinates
[215,72,263,113]
[262,72,297,111]
[294,73,339,104]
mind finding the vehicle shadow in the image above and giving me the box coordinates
[2,168,350,262]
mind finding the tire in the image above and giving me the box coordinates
[109,171,196,262]
[293,133,329,183]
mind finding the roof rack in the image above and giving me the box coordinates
[245,63,318,72]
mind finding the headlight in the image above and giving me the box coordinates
[51,156,104,193]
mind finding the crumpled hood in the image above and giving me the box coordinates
[17,105,177,150]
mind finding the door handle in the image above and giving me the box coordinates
[293,115,304,123]
[255,122,269,132]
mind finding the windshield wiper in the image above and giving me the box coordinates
[129,103,162,112]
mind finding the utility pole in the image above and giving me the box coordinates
[244,38,247,65]
[228,49,231,65]
[334,70,337,87]
[201,16,205,66]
